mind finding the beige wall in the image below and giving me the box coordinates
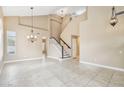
[61,16,71,31]
[61,11,87,47]
[49,15,62,42]
[19,16,48,31]
[4,16,49,61]
[80,6,124,69]
[0,7,4,68]
[61,17,78,47]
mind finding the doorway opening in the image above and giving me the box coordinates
[71,35,80,61]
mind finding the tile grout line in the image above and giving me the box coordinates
[106,71,115,87]
[46,66,67,86]
[85,70,102,86]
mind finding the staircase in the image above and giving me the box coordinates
[49,37,71,59]
[48,15,72,60]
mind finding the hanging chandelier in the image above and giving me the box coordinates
[27,7,38,43]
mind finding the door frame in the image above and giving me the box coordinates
[71,35,80,59]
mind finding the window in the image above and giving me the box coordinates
[7,31,16,55]
[0,19,3,61]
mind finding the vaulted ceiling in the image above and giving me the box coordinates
[2,6,86,16]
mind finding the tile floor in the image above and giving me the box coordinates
[0,58,124,87]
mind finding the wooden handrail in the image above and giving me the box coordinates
[50,37,71,59]
[60,38,71,49]
[50,37,62,47]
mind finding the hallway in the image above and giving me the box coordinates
[0,58,124,87]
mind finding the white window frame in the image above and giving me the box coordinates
[7,31,16,55]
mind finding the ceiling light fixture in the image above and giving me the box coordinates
[27,7,38,43]
[57,8,68,17]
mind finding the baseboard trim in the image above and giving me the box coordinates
[47,56,59,60]
[4,57,43,64]
[47,56,72,62]
[59,57,72,62]
[0,63,5,75]
[80,61,124,72]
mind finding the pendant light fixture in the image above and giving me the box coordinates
[110,6,118,27]
[110,6,124,27]
[27,7,38,43]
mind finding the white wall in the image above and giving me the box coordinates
[47,39,62,59]
[0,7,4,69]
[80,6,124,69]
[4,16,50,61]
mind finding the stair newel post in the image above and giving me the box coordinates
[62,46,64,59]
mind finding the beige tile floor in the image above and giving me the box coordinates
[0,58,124,87]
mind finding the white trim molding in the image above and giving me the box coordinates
[47,56,72,62]
[59,57,72,62]
[80,61,124,72]
[0,63,5,75]
[4,57,43,64]
[47,56,59,60]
